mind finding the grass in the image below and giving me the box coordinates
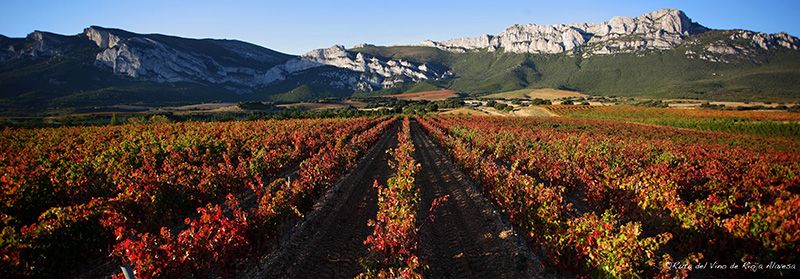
[481,88,587,100]
[355,36,800,102]
[479,88,534,99]
[560,106,800,139]
[389,90,457,101]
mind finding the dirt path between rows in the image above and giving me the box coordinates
[249,120,544,278]
[250,123,399,278]
[411,120,544,278]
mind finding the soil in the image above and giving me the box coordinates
[439,107,490,116]
[410,120,544,278]
[250,123,399,278]
[250,119,544,278]
[389,89,458,101]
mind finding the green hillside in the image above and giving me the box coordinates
[2,28,799,116]
[353,38,800,102]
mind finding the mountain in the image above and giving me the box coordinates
[420,9,797,58]
[421,9,714,55]
[0,27,445,115]
[1,9,800,115]
[370,9,800,101]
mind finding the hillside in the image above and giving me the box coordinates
[2,9,800,115]
[0,28,443,115]
[352,39,800,102]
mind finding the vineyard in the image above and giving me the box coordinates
[1,114,798,278]
[418,115,799,277]
[0,117,395,278]
[548,105,800,139]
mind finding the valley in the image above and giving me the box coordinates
[2,5,799,279]
[2,9,800,117]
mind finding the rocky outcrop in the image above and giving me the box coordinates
[84,27,121,49]
[302,45,449,91]
[79,27,447,92]
[422,34,496,53]
[20,31,76,57]
[682,29,800,63]
[727,30,800,50]
[420,8,800,62]
[85,26,306,91]
[0,26,451,94]
[0,31,95,62]
[422,9,707,55]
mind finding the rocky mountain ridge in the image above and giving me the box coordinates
[420,9,799,59]
[1,26,445,94]
[2,8,800,115]
[302,45,449,91]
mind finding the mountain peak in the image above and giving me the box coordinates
[83,26,127,48]
[639,8,707,35]
[421,8,713,55]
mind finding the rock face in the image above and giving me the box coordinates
[303,45,449,91]
[421,9,799,58]
[422,9,707,54]
[682,29,800,63]
[84,27,121,49]
[727,30,799,50]
[1,26,447,93]
[84,26,306,92]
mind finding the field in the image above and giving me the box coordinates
[480,88,588,100]
[419,115,799,277]
[438,107,489,115]
[664,99,799,109]
[1,111,798,278]
[277,100,368,110]
[549,105,800,139]
[388,89,458,101]
[475,105,559,117]
[0,117,395,277]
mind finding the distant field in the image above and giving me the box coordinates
[389,89,457,101]
[472,106,558,117]
[439,107,489,115]
[664,99,799,108]
[511,106,560,117]
[277,102,348,110]
[481,88,587,100]
[277,100,367,110]
[552,105,800,139]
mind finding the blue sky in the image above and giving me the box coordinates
[1,0,798,55]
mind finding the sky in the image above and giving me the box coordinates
[1,0,798,55]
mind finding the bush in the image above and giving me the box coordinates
[700,103,725,109]
[493,102,510,111]
[634,100,668,108]
[110,113,121,125]
[149,115,172,124]
[532,98,552,105]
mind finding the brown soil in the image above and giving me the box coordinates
[439,107,490,116]
[248,120,545,278]
[250,123,399,278]
[410,120,544,278]
[390,89,457,101]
